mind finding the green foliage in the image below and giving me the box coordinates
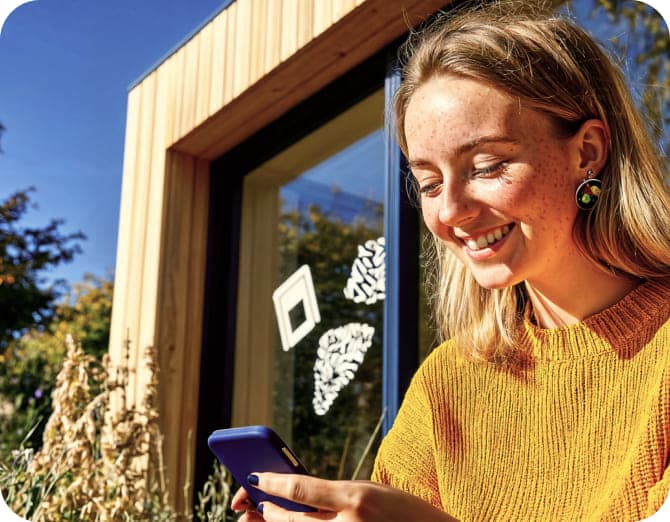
[600,0,669,154]
[0,275,113,461]
[0,188,85,350]
[567,0,670,158]
[0,333,65,463]
[52,274,114,359]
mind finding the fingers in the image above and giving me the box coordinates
[250,472,363,512]
[237,511,266,522]
[257,501,336,522]
[248,476,458,522]
[231,486,258,513]
[233,487,264,522]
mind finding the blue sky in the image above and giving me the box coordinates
[0,0,668,293]
[0,0,226,288]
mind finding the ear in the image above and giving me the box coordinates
[573,119,610,175]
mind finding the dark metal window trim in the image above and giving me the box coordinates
[382,62,420,435]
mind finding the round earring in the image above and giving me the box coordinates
[575,169,602,210]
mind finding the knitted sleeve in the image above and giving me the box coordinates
[371,352,442,509]
[646,462,670,517]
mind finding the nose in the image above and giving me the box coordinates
[437,180,475,227]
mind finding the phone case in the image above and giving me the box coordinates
[207,425,316,512]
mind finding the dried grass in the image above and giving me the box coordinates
[0,334,234,521]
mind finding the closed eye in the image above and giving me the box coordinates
[472,162,507,177]
[419,181,442,196]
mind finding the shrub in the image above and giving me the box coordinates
[0,335,235,521]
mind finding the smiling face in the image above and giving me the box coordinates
[405,74,591,291]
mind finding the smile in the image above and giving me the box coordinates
[463,224,513,251]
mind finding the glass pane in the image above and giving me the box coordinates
[241,90,385,480]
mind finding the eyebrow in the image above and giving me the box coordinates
[455,135,519,155]
[408,135,519,170]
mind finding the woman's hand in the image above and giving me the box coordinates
[231,472,458,522]
[231,484,264,521]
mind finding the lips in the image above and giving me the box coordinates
[461,224,513,251]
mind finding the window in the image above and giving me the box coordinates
[233,90,385,479]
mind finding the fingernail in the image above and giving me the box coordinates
[247,473,259,486]
[257,503,264,514]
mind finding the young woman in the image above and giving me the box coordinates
[232,3,670,520]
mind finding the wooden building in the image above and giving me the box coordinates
[109,0,449,510]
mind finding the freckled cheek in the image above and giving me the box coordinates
[420,205,440,234]
[493,183,532,216]
[504,161,561,200]
[507,166,578,237]
[420,203,452,240]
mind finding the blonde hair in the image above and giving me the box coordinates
[396,2,670,362]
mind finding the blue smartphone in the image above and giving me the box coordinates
[207,425,316,512]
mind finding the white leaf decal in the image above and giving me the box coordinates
[343,237,385,305]
[313,322,374,415]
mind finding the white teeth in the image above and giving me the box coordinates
[465,225,512,251]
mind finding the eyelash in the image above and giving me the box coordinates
[418,182,441,195]
[417,162,507,195]
[473,162,507,177]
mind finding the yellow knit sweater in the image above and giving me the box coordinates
[372,278,670,521]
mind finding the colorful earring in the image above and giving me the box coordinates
[575,169,602,210]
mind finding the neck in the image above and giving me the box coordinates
[524,266,640,329]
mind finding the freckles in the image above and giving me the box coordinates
[526,159,572,213]
[539,169,561,208]
[420,205,437,229]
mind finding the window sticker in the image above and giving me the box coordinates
[343,237,386,305]
[273,237,385,414]
[272,265,321,351]
[312,322,375,416]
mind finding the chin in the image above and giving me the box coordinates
[470,269,520,291]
